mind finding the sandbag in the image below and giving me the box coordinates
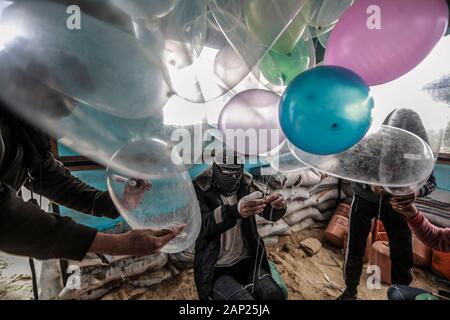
[277,186,310,202]
[290,218,315,233]
[263,236,279,246]
[169,244,195,269]
[286,188,340,217]
[258,219,291,238]
[316,199,337,212]
[59,253,168,299]
[284,207,325,226]
[269,169,322,189]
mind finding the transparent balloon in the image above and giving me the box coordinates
[106,138,201,254]
[270,149,309,174]
[209,0,308,78]
[111,0,179,19]
[0,0,170,119]
[0,0,212,173]
[289,126,435,194]
[260,36,315,90]
[218,89,286,156]
[300,0,354,27]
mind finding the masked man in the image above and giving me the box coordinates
[193,149,287,300]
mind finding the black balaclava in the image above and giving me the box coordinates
[212,149,244,196]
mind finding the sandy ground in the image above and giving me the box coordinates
[101,223,445,300]
[1,223,446,300]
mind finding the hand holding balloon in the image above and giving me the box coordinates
[390,194,419,219]
[118,178,152,210]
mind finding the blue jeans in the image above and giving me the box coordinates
[387,285,429,300]
[211,258,285,300]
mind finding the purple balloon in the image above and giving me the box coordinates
[218,89,286,156]
[325,0,449,86]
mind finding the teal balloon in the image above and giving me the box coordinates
[279,66,374,155]
[261,39,312,86]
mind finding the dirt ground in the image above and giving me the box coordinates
[0,223,445,300]
[101,223,446,300]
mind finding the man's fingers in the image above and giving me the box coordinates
[271,197,284,206]
[243,199,266,208]
[265,194,280,203]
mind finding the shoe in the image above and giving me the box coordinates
[336,288,358,300]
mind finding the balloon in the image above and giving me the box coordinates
[210,0,307,75]
[300,0,354,27]
[244,0,308,54]
[214,45,260,92]
[111,0,179,19]
[289,125,435,194]
[0,0,170,119]
[270,150,309,174]
[325,0,449,86]
[218,89,286,156]
[107,138,201,254]
[261,37,315,87]
[279,66,374,155]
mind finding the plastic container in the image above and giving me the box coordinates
[335,203,351,218]
[431,250,450,280]
[369,241,392,285]
[412,234,432,268]
[325,215,348,247]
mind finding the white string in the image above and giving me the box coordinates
[250,169,275,294]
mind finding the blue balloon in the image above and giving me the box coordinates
[279,66,374,155]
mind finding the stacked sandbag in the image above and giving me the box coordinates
[58,252,171,300]
[169,244,195,269]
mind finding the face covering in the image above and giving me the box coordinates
[212,163,243,196]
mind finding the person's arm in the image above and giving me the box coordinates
[195,186,242,239]
[25,154,119,219]
[408,212,450,253]
[0,183,184,260]
[390,194,450,252]
[0,182,97,260]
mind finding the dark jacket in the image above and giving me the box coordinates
[353,108,436,203]
[0,110,118,261]
[193,168,286,300]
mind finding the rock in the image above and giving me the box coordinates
[300,238,322,256]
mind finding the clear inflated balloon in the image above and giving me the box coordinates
[106,138,201,254]
[301,0,354,27]
[260,36,315,89]
[270,150,309,174]
[218,89,286,156]
[244,0,308,54]
[209,0,308,77]
[0,0,170,119]
[214,45,260,93]
[289,126,435,194]
[111,0,179,19]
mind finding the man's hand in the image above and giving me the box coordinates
[122,179,152,210]
[390,193,418,219]
[238,199,266,218]
[89,224,186,256]
[265,193,285,210]
[371,185,387,196]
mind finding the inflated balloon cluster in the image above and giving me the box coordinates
[0,0,448,253]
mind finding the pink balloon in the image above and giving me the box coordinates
[218,89,286,156]
[324,0,449,86]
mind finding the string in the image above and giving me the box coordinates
[250,165,275,294]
